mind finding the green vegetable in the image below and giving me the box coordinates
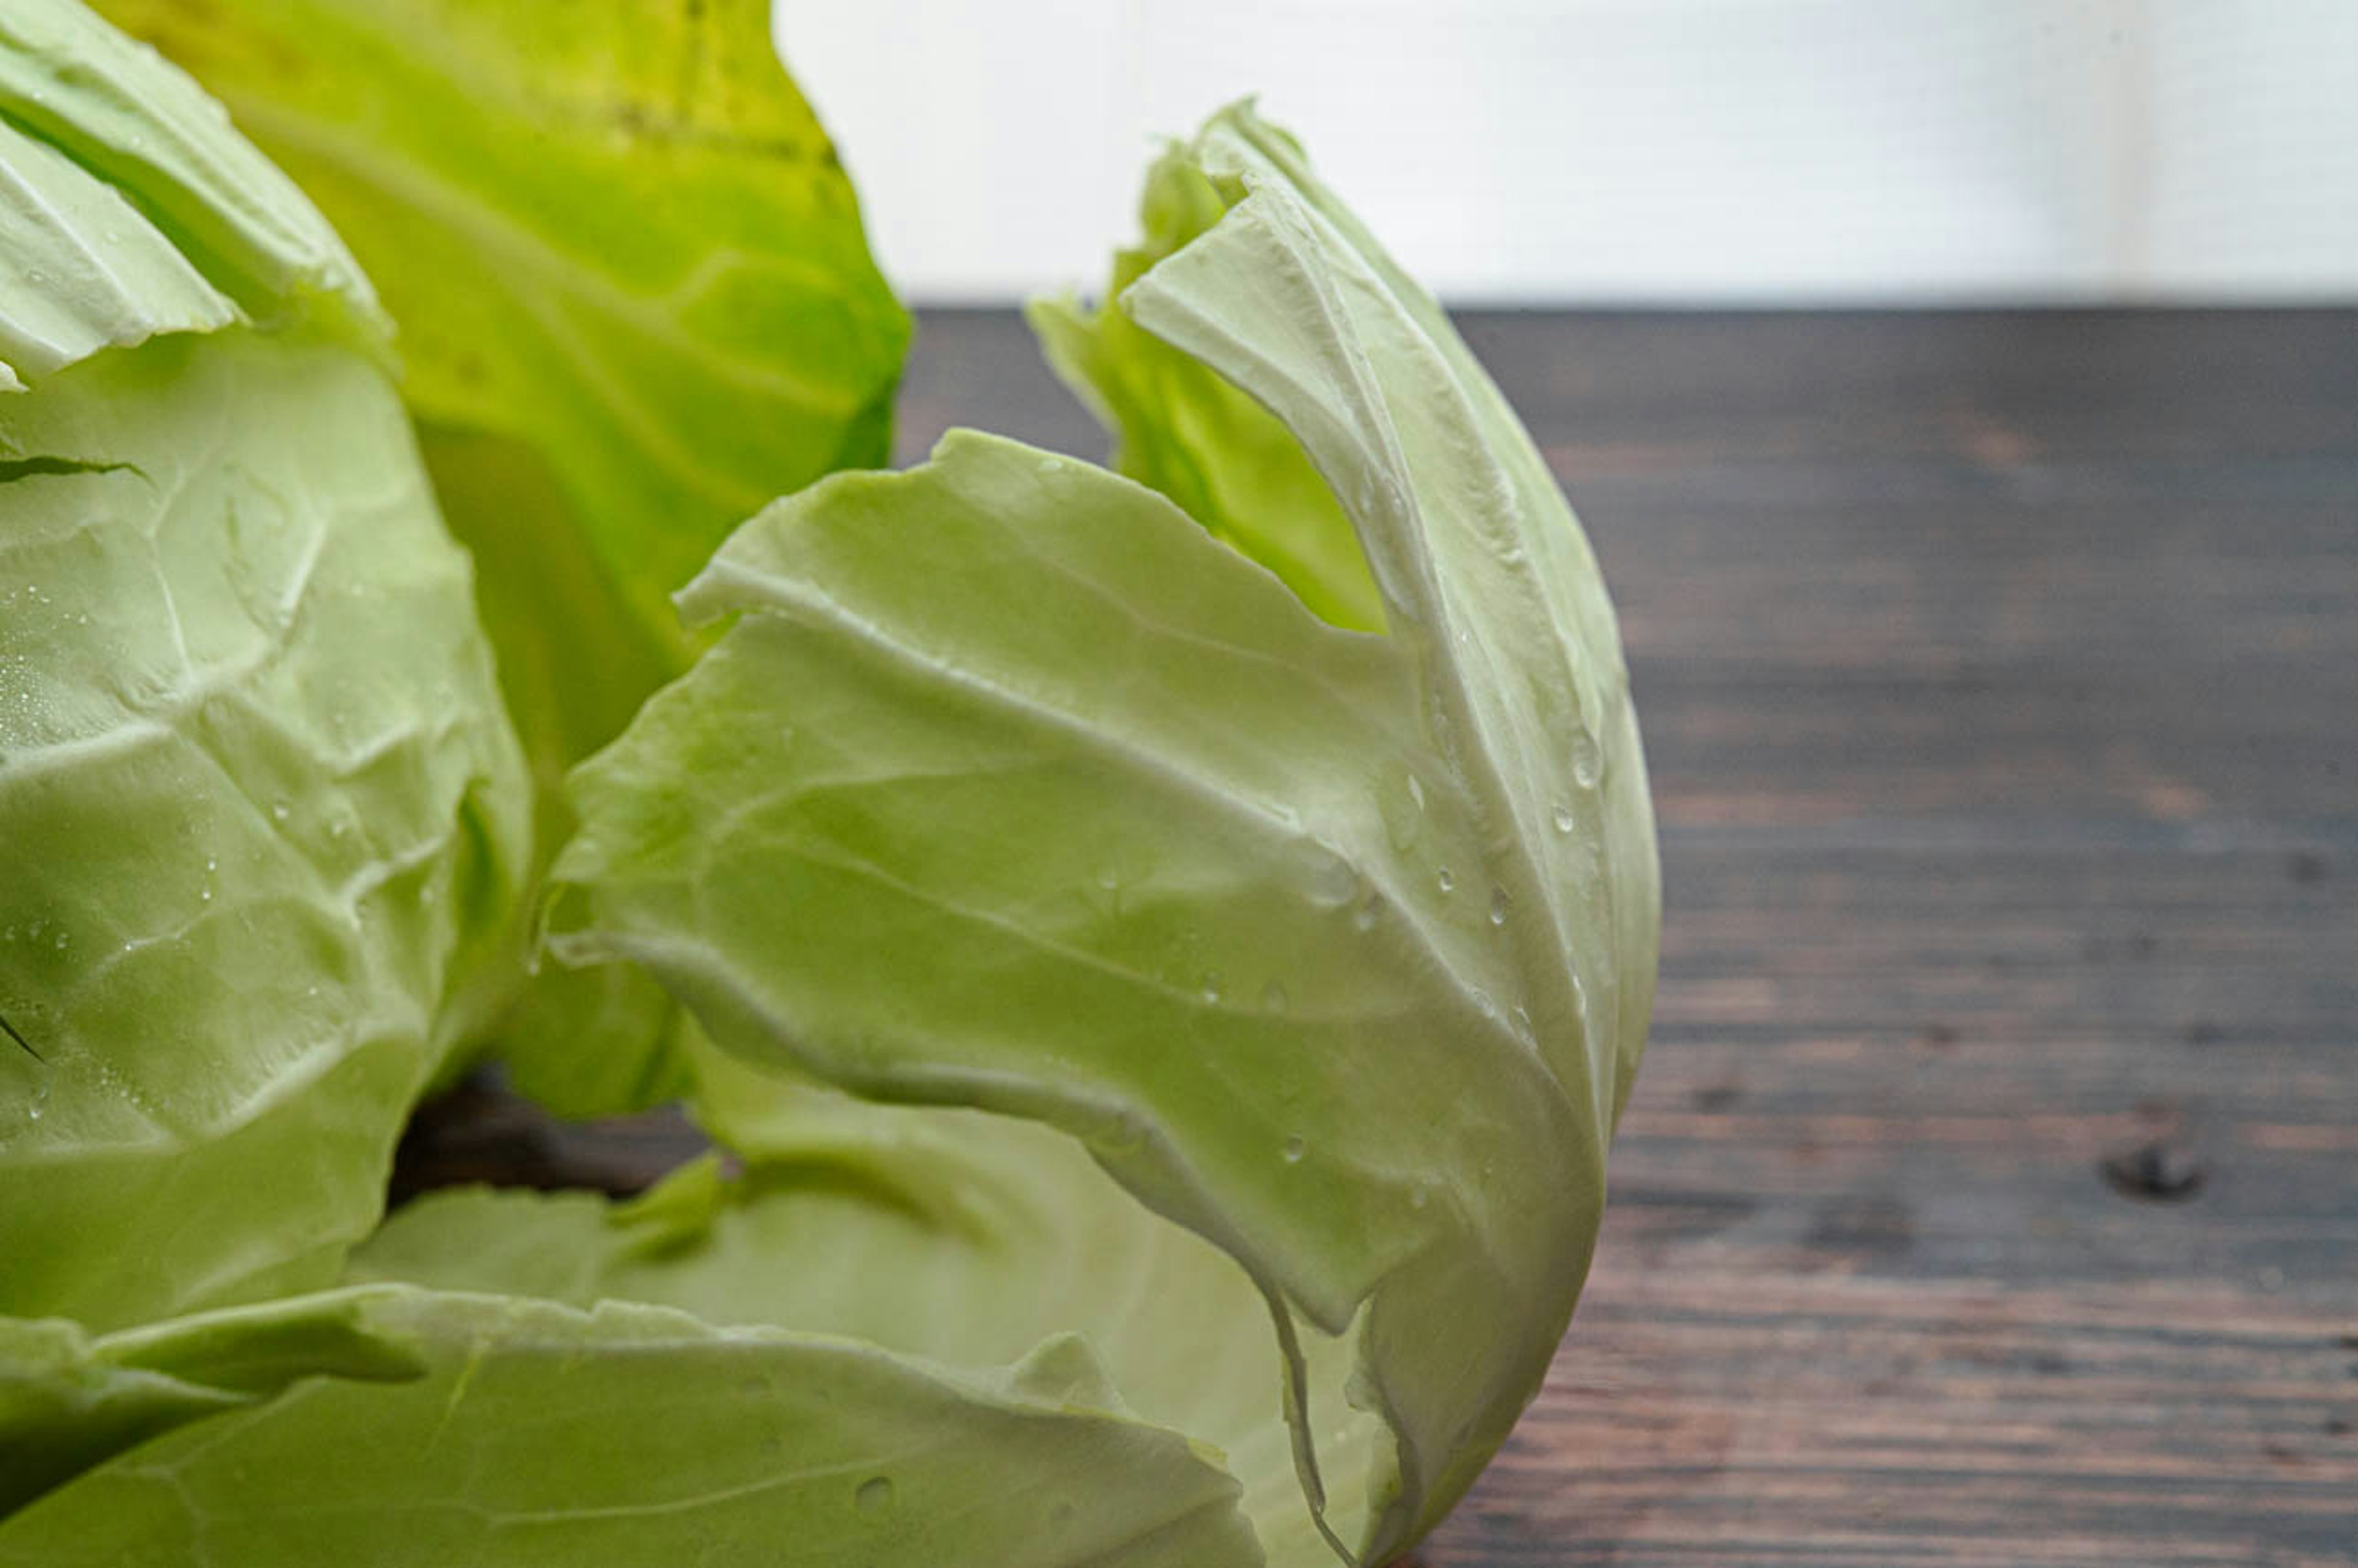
[545,105,1659,1559]
[0,1286,1264,1568]
[1,3,1656,1561]
[0,0,530,1330]
[88,0,910,791]
[88,0,914,1109]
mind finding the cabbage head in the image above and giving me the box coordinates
[1,7,1657,1564]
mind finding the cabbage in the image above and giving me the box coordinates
[1,6,1657,1562]
[86,0,913,1113]
[0,0,529,1330]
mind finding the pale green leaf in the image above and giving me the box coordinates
[353,1038,1372,1564]
[0,322,531,1329]
[0,0,381,382]
[0,1290,424,1512]
[0,1287,1262,1568]
[0,1,531,1330]
[551,103,1657,1567]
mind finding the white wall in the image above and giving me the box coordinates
[774,0,2358,305]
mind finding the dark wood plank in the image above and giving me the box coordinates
[409,309,2358,1566]
[1423,1262,2358,1568]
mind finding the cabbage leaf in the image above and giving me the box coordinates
[545,102,1659,1564]
[0,1285,1262,1568]
[0,0,530,1331]
[88,0,914,1110]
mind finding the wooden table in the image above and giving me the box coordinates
[405,309,2358,1565]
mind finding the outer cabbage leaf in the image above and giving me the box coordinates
[0,1,531,1330]
[0,1290,423,1512]
[0,0,383,381]
[349,1037,1371,1564]
[0,1286,1261,1568]
[550,104,1657,1566]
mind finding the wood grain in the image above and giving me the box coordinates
[403,309,2358,1565]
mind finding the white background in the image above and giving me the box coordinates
[774,0,2358,305]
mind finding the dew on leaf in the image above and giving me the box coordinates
[1570,731,1601,788]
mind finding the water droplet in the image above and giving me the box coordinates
[1378,774,1423,851]
[1551,803,1576,834]
[1037,457,1066,475]
[1260,980,1289,1012]
[1351,897,1380,933]
[25,1103,41,1122]
[1199,972,1224,1005]
[1570,731,1601,788]
[198,888,212,903]
[53,932,68,951]
[204,857,216,873]
[855,1476,895,1517]
[271,801,291,823]
[1489,887,1512,926]
[1281,1135,1306,1164]
[1436,867,1455,895]
[1298,843,1360,908]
